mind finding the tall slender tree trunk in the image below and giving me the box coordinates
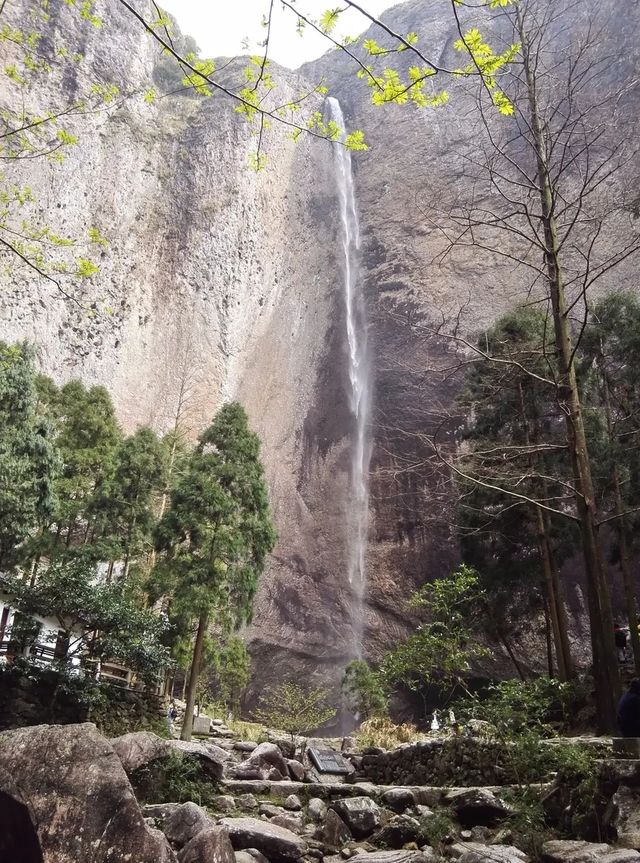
[535,506,570,680]
[519,10,619,730]
[519,384,573,679]
[496,627,527,681]
[600,362,640,674]
[543,594,555,677]
[543,509,575,680]
[181,611,208,742]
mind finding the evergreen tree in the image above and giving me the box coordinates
[107,427,166,581]
[48,380,122,551]
[155,402,276,740]
[456,307,576,680]
[579,292,640,673]
[0,343,58,569]
[214,636,251,716]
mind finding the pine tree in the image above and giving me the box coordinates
[107,428,166,581]
[155,402,277,740]
[0,342,58,570]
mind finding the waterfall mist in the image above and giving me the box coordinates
[327,97,372,660]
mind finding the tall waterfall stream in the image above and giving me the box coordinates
[328,97,372,659]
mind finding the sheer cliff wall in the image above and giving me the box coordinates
[2,0,639,695]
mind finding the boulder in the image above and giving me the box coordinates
[180,826,235,863]
[605,785,640,848]
[331,797,382,839]
[445,789,511,827]
[308,798,328,822]
[450,843,530,862]
[214,795,238,814]
[232,742,289,781]
[381,788,417,814]
[271,814,304,833]
[0,723,174,863]
[193,715,214,735]
[110,730,171,771]
[372,815,423,849]
[343,852,432,863]
[236,742,260,753]
[284,794,303,811]
[221,816,308,862]
[260,803,286,818]
[541,840,640,862]
[144,801,214,849]
[170,739,228,779]
[111,730,227,779]
[288,759,306,781]
[323,809,353,849]
[238,793,260,810]
[236,851,270,863]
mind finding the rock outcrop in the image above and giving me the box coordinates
[0,723,175,862]
[3,0,640,692]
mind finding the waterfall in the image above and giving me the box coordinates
[327,97,372,658]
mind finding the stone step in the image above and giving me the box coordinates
[221,779,550,808]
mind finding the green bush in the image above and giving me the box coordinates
[130,751,219,807]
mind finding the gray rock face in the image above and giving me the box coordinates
[381,788,417,814]
[232,742,289,781]
[541,840,640,863]
[4,0,640,689]
[236,852,271,863]
[445,789,511,827]
[144,802,214,849]
[221,816,309,862]
[345,852,433,863]
[308,798,328,822]
[372,815,423,849]
[215,795,239,814]
[605,785,640,849]
[0,723,174,863]
[331,797,382,839]
[451,844,530,863]
[111,730,227,779]
[288,760,306,782]
[180,826,236,863]
[323,809,353,849]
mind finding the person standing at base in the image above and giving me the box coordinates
[615,624,629,663]
[617,679,640,737]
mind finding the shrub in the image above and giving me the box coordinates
[253,683,336,743]
[355,715,422,750]
[130,751,219,807]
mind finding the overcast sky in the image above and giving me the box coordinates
[160,1,392,69]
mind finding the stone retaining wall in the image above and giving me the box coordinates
[358,739,524,787]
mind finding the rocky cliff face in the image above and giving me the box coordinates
[2,0,639,697]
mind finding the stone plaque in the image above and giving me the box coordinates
[308,747,353,774]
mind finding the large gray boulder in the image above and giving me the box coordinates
[372,815,423,849]
[381,788,417,814]
[0,723,175,863]
[180,826,236,863]
[345,852,434,863]
[330,797,382,839]
[323,809,352,850]
[308,798,327,822]
[450,843,530,862]
[605,785,640,849]
[221,816,308,862]
[230,742,289,781]
[541,840,640,862]
[445,789,512,827]
[144,802,215,849]
[111,730,227,779]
